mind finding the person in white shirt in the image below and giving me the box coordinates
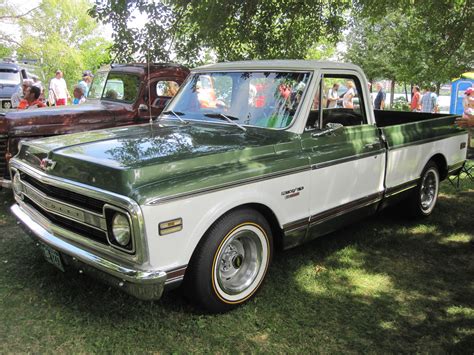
[49,70,70,106]
[342,81,355,109]
[327,83,340,108]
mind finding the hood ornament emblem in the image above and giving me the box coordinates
[40,158,56,171]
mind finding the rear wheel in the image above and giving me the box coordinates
[184,209,273,313]
[407,161,440,217]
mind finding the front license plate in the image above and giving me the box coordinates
[41,244,65,272]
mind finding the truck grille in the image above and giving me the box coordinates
[0,137,7,179]
[17,170,110,247]
[21,173,105,214]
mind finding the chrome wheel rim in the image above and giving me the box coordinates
[420,169,438,211]
[213,224,269,302]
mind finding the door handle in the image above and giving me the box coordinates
[364,142,380,149]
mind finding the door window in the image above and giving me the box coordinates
[305,74,367,130]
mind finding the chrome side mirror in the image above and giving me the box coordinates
[138,104,148,112]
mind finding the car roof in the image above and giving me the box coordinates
[0,62,21,70]
[193,60,362,72]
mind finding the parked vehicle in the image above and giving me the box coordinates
[0,62,28,109]
[9,60,468,312]
[0,63,190,188]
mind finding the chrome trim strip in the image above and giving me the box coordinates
[385,179,419,198]
[447,161,466,175]
[311,149,384,170]
[282,217,309,233]
[282,192,383,233]
[386,131,467,151]
[146,165,311,205]
[21,179,107,231]
[9,159,148,265]
[11,203,166,284]
[308,192,383,227]
[164,265,187,284]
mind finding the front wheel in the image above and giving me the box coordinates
[407,161,440,217]
[184,209,273,313]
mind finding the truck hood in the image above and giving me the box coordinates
[0,101,118,136]
[15,120,303,200]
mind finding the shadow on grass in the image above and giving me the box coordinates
[1,183,473,352]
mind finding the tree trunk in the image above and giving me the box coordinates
[404,83,408,101]
[390,79,396,108]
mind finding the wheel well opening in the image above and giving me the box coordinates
[228,203,284,251]
[429,154,448,180]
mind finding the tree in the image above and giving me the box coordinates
[2,0,112,90]
[348,1,473,86]
[90,0,352,65]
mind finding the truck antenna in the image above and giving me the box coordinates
[147,50,153,125]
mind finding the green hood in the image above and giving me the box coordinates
[16,120,306,202]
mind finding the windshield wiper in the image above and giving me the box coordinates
[204,113,247,132]
[161,110,188,124]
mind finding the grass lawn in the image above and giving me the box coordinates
[0,167,473,353]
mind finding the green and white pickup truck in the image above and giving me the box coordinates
[9,60,468,312]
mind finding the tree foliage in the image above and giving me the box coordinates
[1,0,112,90]
[346,1,473,85]
[90,0,351,65]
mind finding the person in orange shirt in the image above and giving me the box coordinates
[410,85,421,112]
[18,86,46,109]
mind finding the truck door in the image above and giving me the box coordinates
[300,72,386,241]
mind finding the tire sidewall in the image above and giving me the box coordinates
[187,209,273,312]
[417,163,440,216]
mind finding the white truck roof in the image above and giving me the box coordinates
[194,60,363,72]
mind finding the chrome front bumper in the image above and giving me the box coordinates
[11,203,167,300]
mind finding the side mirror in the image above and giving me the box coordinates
[311,122,343,138]
[138,104,148,112]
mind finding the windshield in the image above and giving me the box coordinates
[0,69,21,85]
[165,71,311,129]
[101,72,140,103]
[88,70,108,99]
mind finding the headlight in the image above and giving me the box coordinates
[12,172,23,197]
[111,213,131,246]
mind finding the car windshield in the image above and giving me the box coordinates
[164,71,311,129]
[88,70,108,99]
[0,69,21,85]
[101,72,140,103]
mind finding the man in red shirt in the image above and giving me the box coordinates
[410,85,421,112]
[18,86,46,109]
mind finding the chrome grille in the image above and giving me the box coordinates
[14,169,134,251]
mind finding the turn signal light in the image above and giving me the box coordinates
[159,218,183,235]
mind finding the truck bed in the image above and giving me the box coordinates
[374,110,456,127]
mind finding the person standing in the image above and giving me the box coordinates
[420,86,438,113]
[374,82,386,110]
[49,70,70,106]
[342,80,355,109]
[410,85,422,112]
[78,70,93,97]
[327,83,339,108]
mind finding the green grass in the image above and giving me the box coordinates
[1,168,473,353]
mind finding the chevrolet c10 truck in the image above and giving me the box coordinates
[0,63,189,189]
[9,60,468,313]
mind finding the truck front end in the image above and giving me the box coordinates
[9,155,167,300]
